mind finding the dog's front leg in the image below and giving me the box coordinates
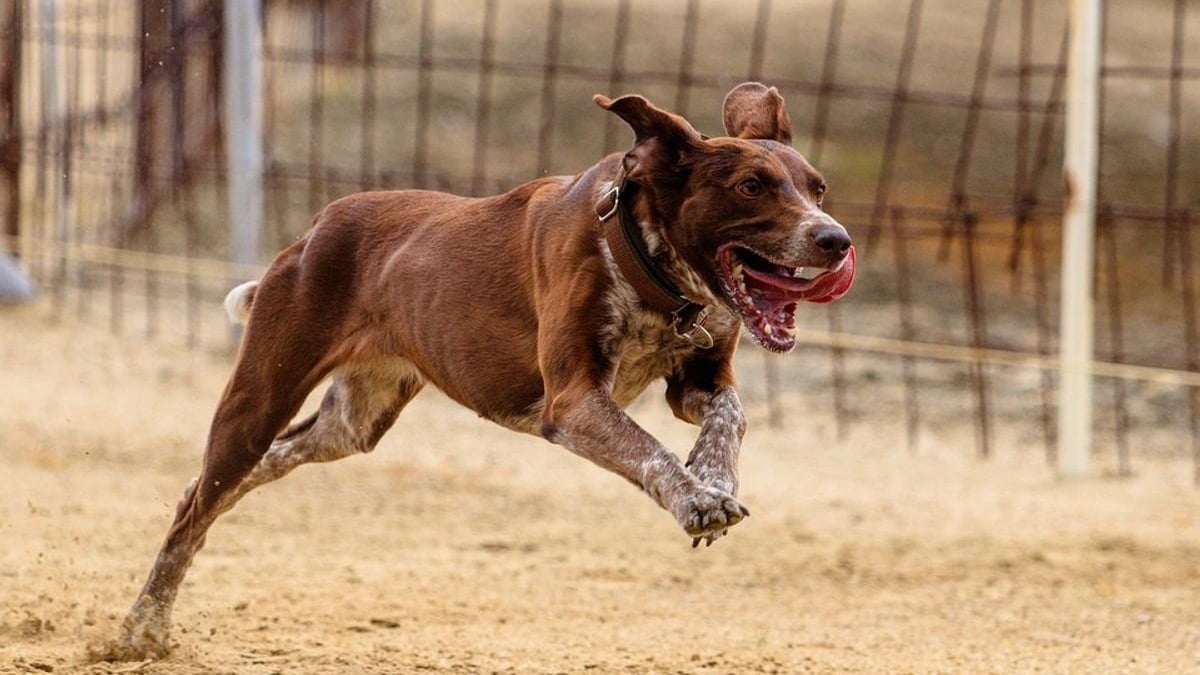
[681,385,746,495]
[667,366,747,546]
[542,383,748,541]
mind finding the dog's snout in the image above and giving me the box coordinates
[812,224,852,257]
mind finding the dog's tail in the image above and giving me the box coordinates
[223,280,259,326]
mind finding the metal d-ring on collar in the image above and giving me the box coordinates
[597,184,621,222]
[597,177,714,350]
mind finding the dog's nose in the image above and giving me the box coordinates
[812,224,852,257]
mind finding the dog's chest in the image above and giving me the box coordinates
[606,305,737,408]
[608,316,692,407]
[599,244,736,408]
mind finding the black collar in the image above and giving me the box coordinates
[596,177,712,349]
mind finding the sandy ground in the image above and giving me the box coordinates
[3,305,1200,674]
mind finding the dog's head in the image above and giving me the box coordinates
[595,82,855,353]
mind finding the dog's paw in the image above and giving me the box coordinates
[672,485,749,542]
[88,597,174,662]
[88,623,172,663]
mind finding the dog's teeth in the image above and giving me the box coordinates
[734,268,749,297]
[763,323,773,336]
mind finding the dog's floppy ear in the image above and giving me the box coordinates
[594,94,703,180]
[722,82,794,145]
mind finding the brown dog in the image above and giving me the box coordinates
[107,82,854,659]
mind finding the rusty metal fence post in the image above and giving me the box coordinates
[0,0,20,256]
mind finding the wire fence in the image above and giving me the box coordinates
[1,0,1197,480]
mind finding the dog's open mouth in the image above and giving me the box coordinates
[717,244,857,352]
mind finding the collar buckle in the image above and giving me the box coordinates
[596,185,620,222]
[673,306,713,349]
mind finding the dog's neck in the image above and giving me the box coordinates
[631,203,721,311]
[597,179,722,347]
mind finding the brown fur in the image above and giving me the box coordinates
[106,82,851,660]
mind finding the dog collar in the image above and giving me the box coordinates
[596,177,713,349]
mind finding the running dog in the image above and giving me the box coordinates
[107,82,855,659]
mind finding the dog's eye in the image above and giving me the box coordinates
[736,178,763,198]
[815,184,827,201]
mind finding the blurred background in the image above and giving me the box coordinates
[5,3,1200,672]
[0,0,1197,479]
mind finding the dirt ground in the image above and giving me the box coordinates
[2,305,1199,674]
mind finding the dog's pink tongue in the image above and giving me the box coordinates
[802,246,856,304]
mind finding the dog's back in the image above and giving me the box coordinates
[227,169,617,430]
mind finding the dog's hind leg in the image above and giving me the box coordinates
[237,362,423,496]
[103,238,420,660]
[100,288,334,659]
[107,358,421,660]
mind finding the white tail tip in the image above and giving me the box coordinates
[223,281,258,325]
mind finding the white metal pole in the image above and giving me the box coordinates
[41,0,68,299]
[223,0,264,276]
[1058,0,1102,478]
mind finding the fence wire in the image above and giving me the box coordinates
[1,0,1198,480]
